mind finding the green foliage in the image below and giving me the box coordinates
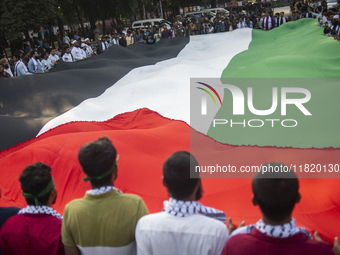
[0,0,58,41]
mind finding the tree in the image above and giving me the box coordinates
[0,0,58,43]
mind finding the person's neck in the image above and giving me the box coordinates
[90,181,114,190]
[172,193,196,202]
[262,215,292,226]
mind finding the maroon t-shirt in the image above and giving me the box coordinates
[0,214,64,255]
[0,72,10,78]
[222,228,335,255]
[162,29,172,38]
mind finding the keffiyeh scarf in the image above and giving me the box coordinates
[163,198,226,223]
[240,219,312,239]
[18,205,63,220]
[86,186,122,195]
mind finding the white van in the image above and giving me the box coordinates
[205,8,229,15]
[185,10,216,22]
[132,19,171,30]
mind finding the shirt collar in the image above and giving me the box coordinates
[255,219,312,239]
[18,205,63,220]
[86,186,122,195]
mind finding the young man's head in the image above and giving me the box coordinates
[78,137,118,187]
[101,36,106,42]
[65,46,70,54]
[43,52,49,60]
[22,57,29,65]
[51,49,56,56]
[252,162,300,223]
[19,162,57,206]
[31,50,38,59]
[13,53,20,62]
[162,151,202,201]
[0,58,9,69]
[280,12,285,17]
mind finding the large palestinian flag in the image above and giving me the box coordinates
[1,19,339,244]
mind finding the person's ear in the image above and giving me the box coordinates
[50,187,57,200]
[296,192,301,203]
[112,165,118,181]
[252,195,258,206]
[162,176,167,188]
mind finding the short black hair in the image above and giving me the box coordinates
[19,162,52,206]
[30,50,38,58]
[78,137,117,186]
[163,151,200,200]
[23,49,30,56]
[22,57,29,63]
[252,162,299,222]
[13,53,20,60]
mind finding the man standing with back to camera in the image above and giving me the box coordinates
[62,137,148,255]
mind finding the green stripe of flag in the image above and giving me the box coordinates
[207,19,340,148]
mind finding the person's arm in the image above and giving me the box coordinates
[19,64,33,75]
[64,245,80,255]
[37,62,46,73]
[62,205,80,255]
[27,60,36,74]
[314,232,340,255]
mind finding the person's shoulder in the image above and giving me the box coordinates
[194,213,228,230]
[0,213,26,230]
[116,192,145,204]
[64,197,86,211]
[304,237,336,253]
[138,211,166,223]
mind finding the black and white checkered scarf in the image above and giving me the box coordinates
[163,198,226,223]
[18,205,63,220]
[86,186,123,195]
[236,219,312,239]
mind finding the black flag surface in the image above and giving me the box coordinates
[0,38,189,150]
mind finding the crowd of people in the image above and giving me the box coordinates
[0,0,339,79]
[0,136,338,255]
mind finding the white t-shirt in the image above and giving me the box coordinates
[71,46,83,61]
[135,212,229,255]
[41,59,53,70]
[86,45,93,55]
[49,54,59,64]
[62,53,74,62]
